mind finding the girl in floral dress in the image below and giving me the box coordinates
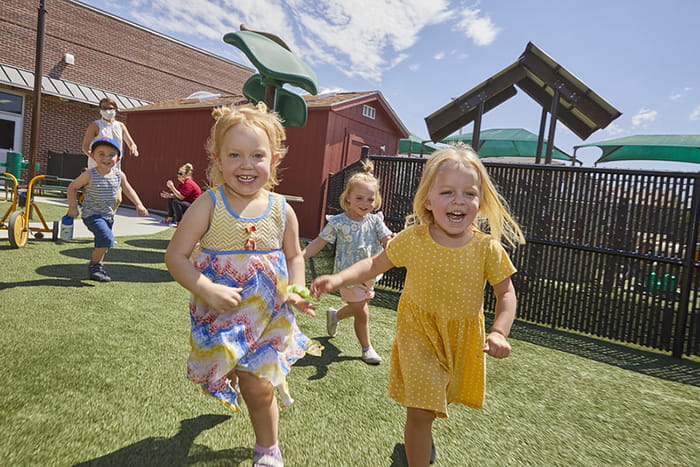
[166,102,319,467]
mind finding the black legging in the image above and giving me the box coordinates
[167,198,192,222]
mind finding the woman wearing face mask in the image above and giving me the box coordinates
[81,98,139,169]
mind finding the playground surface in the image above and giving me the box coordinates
[0,196,170,240]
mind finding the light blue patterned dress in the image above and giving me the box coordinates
[319,212,393,284]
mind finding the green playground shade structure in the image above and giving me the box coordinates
[223,29,318,127]
[399,133,441,155]
[442,128,576,162]
[574,135,700,165]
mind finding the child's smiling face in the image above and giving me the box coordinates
[215,123,279,199]
[345,181,378,221]
[91,144,120,171]
[425,161,481,243]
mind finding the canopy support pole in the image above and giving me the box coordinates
[672,176,700,358]
[535,107,547,164]
[545,88,560,165]
[471,101,485,150]
[28,0,47,181]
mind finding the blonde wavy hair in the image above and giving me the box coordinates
[339,159,382,212]
[205,102,287,189]
[406,145,525,249]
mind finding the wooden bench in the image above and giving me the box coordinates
[36,177,74,197]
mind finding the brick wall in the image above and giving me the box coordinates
[1,0,252,174]
[2,0,252,100]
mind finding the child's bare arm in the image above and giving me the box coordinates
[120,171,148,216]
[310,250,394,297]
[120,122,139,156]
[483,277,517,359]
[302,236,328,259]
[165,195,243,313]
[379,232,395,248]
[67,171,90,218]
[283,205,315,316]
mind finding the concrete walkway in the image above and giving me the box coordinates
[0,196,171,240]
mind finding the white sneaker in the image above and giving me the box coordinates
[361,346,382,365]
[326,308,339,337]
[252,453,284,467]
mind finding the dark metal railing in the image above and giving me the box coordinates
[324,156,699,358]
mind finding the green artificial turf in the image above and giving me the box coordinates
[0,202,698,466]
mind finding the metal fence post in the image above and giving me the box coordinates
[672,173,700,358]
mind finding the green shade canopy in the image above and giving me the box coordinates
[442,128,577,163]
[575,135,700,165]
[399,133,441,155]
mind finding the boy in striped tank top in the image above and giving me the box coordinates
[67,137,149,282]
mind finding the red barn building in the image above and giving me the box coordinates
[123,91,409,238]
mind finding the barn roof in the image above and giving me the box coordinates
[124,90,409,137]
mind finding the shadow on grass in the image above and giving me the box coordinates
[294,336,362,380]
[30,263,173,283]
[389,443,408,466]
[61,247,165,264]
[0,277,93,290]
[124,238,170,250]
[373,289,700,387]
[73,414,247,466]
[497,317,700,387]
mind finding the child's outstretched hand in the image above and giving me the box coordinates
[202,283,243,314]
[286,293,316,317]
[310,275,340,298]
[135,203,149,216]
[483,331,512,359]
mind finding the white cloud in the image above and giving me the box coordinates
[690,105,700,121]
[291,0,453,80]
[602,122,626,137]
[631,108,657,128]
[670,87,693,101]
[433,51,446,60]
[454,8,500,46]
[112,1,480,81]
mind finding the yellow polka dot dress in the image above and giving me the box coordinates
[385,225,516,417]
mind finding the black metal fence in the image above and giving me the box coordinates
[325,156,700,358]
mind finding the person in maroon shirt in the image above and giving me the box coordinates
[160,163,202,226]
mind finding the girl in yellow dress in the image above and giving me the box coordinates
[311,146,525,466]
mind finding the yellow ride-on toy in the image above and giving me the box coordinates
[1,172,59,248]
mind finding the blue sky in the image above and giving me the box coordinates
[79,0,699,170]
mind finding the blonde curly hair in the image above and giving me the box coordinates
[205,102,287,190]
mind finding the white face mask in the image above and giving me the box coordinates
[100,109,116,120]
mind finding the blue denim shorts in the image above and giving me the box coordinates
[83,214,115,248]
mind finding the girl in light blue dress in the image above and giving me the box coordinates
[303,160,393,364]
